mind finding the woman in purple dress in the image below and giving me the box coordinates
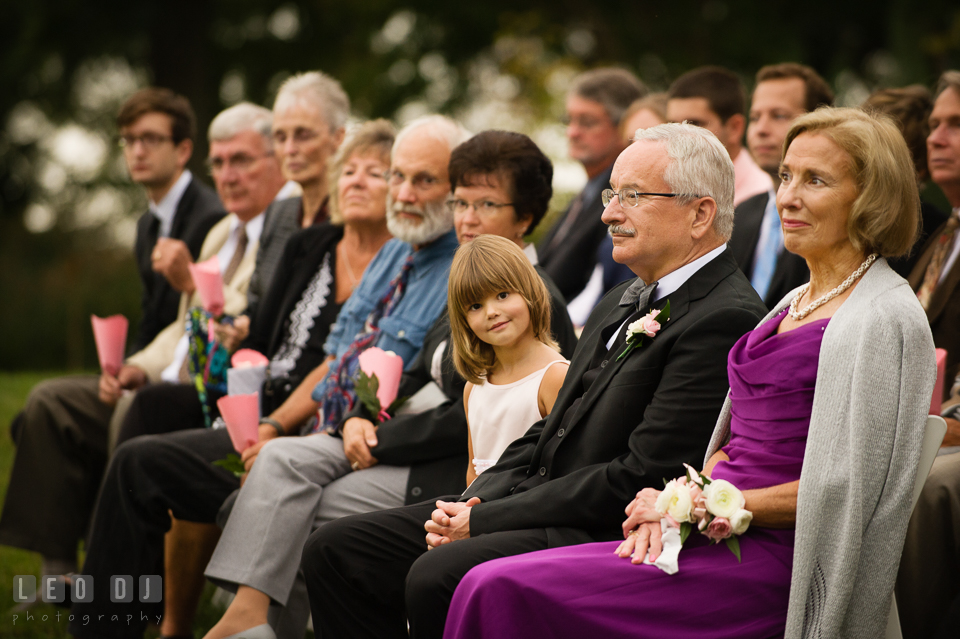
[443,108,936,639]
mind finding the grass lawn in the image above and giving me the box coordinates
[0,372,227,638]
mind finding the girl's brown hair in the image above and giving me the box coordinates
[448,235,557,384]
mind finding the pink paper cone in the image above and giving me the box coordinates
[90,314,128,376]
[931,348,948,415]
[216,393,260,453]
[189,256,225,316]
[232,348,270,369]
[358,347,404,408]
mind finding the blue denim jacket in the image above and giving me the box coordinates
[311,230,458,402]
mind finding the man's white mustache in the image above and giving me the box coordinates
[608,225,636,237]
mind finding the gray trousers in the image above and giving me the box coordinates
[0,375,132,559]
[205,433,410,639]
[896,451,960,638]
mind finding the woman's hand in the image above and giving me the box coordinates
[615,522,663,564]
[621,487,663,537]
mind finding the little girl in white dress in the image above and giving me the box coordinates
[447,235,569,486]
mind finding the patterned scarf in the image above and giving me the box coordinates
[313,253,416,433]
[185,307,231,427]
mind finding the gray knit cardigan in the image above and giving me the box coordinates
[704,258,936,639]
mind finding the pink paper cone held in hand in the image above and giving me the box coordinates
[216,393,260,452]
[91,314,128,376]
[189,256,226,316]
[358,347,403,409]
[232,349,270,369]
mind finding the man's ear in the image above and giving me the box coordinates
[691,196,718,240]
[175,138,193,169]
[724,114,746,147]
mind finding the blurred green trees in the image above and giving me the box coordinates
[2,0,959,369]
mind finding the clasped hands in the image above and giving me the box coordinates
[151,238,195,294]
[615,487,664,564]
[425,497,481,549]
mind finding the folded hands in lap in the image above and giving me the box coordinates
[616,487,663,564]
[425,498,481,549]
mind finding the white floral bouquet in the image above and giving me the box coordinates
[655,463,753,561]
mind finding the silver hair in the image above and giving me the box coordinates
[632,122,736,240]
[208,102,274,148]
[392,115,471,161]
[273,71,351,132]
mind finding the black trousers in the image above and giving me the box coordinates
[68,427,238,639]
[302,499,568,639]
[115,382,205,448]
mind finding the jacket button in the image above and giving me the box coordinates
[601,360,608,368]
[539,467,546,476]
[557,428,564,437]
[509,486,516,494]
[411,486,422,497]
[398,329,406,338]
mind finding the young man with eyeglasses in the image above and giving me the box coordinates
[536,67,646,302]
[117,88,227,350]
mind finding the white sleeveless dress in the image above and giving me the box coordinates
[468,360,568,475]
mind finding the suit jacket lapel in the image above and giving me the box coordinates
[554,249,738,438]
[730,192,767,271]
[168,177,196,240]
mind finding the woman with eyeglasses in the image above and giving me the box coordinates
[442,109,936,639]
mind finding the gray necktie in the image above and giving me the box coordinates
[619,280,659,311]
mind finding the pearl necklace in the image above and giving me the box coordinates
[789,253,878,321]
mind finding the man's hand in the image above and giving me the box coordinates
[240,423,282,473]
[621,487,662,537]
[215,315,250,353]
[614,521,663,564]
[98,365,147,405]
[424,497,481,549]
[151,238,195,293]
[342,417,379,471]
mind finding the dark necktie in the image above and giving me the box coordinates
[222,225,249,285]
[917,209,960,310]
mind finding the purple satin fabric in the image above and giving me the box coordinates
[443,310,827,639]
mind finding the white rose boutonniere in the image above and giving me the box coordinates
[617,300,671,362]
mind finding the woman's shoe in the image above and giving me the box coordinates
[222,624,277,639]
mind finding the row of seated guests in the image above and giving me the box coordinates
[63,79,579,636]
[0,63,954,639]
[0,93,296,578]
[303,114,934,639]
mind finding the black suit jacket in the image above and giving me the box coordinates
[342,267,579,504]
[133,176,225,350]
[908,217,960,400]
[242,223,344,382]
[536,164,613,302]
[729,191,809,309]
[463,249,766,543]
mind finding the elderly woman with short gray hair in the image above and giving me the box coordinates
[442,107,936,639]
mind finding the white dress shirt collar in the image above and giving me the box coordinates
[149,170,192,238]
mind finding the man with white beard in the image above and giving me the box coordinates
[67,115,467,639]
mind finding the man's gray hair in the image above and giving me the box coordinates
[273,71,351,132]
[570,67,647,125]
[633,122,736,240]
[208,102,274,148]
[935,70,960,100]
[392,115,471,161]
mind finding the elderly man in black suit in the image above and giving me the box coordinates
[300,122,767,639]
[536,67,646,301]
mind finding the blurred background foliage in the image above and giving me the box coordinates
[2,0,959,370]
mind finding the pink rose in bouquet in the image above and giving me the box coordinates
[705,517,733,542]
